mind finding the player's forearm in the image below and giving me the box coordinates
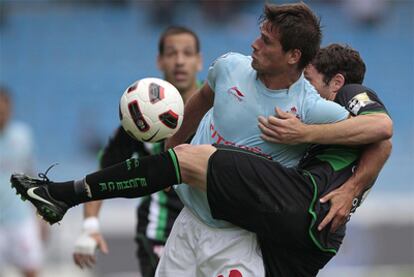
[170,84,214,144]
[343,139,392,196]
[84,200,103,219]
[305,113,393,145]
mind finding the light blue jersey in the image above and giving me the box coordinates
[0,122,34,225]
[175,53,349,228]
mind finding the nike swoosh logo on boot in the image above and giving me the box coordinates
[27,187,56,207]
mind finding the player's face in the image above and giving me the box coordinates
[304,64,334,100]
[158,33,202,93]
[251,22,290,75]
[0,97,11,131]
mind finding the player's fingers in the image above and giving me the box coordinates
[98,238,109,254]
[258,116,278,131]
[80,255,94,268]
[73,254,84,269]
[267,115,285,127]
[260,133,280,143]
[319,191,334,203]
[274,107,285,118]
[88,255,97,267]
[275,107,294,119]
[330,216,344,233]
[257,116,268,125]
[330,210,349,232]
[74,254,93,269]
[318,209,336,231]
[258,122,280,138]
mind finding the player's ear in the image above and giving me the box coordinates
[331,73,345,95]
[287,49,301,66]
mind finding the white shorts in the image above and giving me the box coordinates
[0,216,43,271]
[155,207,265,277]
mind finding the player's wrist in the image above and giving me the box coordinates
[302,124,316,143]
[342,178,361,197]
[82,216,100,234]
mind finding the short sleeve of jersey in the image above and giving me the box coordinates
[302,93,349,124]
[207,52,237,92]
[335,84,389,116]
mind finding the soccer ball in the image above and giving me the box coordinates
[119,77,184,143]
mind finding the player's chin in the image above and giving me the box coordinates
[172,80,190,92]
[251,60,260,71]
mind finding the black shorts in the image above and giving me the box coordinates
[206,145,345,275]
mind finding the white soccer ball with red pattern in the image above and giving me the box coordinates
[119,77,184,142]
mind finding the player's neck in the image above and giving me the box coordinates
[259,70,302,90]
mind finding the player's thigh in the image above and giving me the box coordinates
[206,147,311,234]
[155,208,198,277]
[173,144,217,189]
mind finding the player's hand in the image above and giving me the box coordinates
[258,107,308,144]
[318,185,357,232]
[73,217,108,269]
[73,232,108,269]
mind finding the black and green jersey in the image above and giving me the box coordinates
[298,84,389,253]
[300,83,388,172]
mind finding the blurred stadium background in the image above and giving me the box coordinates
[0,0,413,276]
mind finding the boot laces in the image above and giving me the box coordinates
[38,163,59,182]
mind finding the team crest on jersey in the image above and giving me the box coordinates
[286,106,300,119]
[227,86,245,102]
[348,92,375,115]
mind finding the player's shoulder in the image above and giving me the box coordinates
[297,76,321,102]
[303,78,319,95]
[210,52,251,69]
[339,84,378,96]
[337,84,386,116]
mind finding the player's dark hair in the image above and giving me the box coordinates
[158,26,200,55]
[312,44,366,85]
[260,2,322,70]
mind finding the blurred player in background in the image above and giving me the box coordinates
[0,86,44,277]
[72,26,202,277]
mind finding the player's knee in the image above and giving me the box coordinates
[173,143,192,153]
[173,144,216,158]
[173,144,216,189]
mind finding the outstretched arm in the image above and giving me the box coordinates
[166,83,214,148]
[259,108,392,145]
[73,201,109,269]
[318,139,392,232]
